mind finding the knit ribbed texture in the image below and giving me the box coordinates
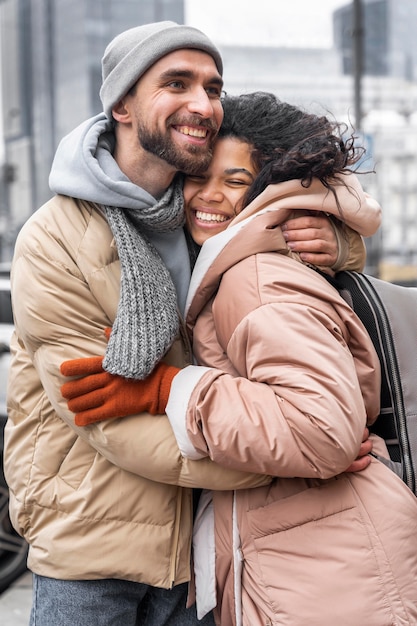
[103,178,185,379]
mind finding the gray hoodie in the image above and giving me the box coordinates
[49,113,191,314]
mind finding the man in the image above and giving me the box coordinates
[5,21,370,626]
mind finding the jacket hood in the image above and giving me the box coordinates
[233,175,381,237]
[185,176,381,324]
[49,113,157,209]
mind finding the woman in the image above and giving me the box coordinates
[61,94,417,625]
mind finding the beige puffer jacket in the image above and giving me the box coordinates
[164,180,417,624]
[5,195,271,587]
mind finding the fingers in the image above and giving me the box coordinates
[357,439,373,458]
[282,214,331,234]
[345,455,372,473]
[67,387,106,413]
[286,243,338,267]
[61,372,111,399]
[345,428,373,473]
[75,409,114,428]
[298,252,338,267]
[60,356,104,377]
[283,227,335,247]
[286,234,336,251]
[282,215,338,267]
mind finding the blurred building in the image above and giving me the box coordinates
[334,0,417,80]
[216,36,417,280]
[333,0,417,280]
[0,0,416,280]
[0,0,184,259]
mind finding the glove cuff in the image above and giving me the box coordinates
[155,364,180,414]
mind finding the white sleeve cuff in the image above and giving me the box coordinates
[166,365,212,460]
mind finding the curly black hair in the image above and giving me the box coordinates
[218,92,364,208]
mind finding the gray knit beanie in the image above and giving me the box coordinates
[100,21,223,119]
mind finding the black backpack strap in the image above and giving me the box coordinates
[322,270,416,494]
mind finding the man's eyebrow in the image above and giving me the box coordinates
[159,68,223,87]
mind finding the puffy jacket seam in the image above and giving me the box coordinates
[19,407,43,536]
[25,500,174,528]
[346,474,408,622]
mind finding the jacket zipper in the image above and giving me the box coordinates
[168,314,193,586]
[169,487,184,587]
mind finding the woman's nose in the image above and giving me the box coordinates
[197,182,223,202]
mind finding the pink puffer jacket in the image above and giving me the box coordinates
[165,179,417,625]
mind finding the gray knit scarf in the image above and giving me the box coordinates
[102,177,185,379]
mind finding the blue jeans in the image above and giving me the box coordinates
[30,574,215,625]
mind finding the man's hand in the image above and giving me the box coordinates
[61,357,180,426]
[345,428,373,473]
[282,212,338,268]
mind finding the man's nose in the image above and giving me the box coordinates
[186,87,216,118]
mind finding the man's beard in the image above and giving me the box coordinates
[137,116,217,175]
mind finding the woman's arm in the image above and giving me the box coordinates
[167,256,380,478]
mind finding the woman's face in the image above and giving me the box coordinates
[183,137,256,246]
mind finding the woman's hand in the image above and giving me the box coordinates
[345,428,373,473]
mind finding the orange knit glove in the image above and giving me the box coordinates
[60,356,180,427]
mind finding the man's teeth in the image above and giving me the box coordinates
[196,211,228,223]
[178,126,207,137]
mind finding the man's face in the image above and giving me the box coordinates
[129,49,224,174]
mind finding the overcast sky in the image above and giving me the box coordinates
[185,0,348,49]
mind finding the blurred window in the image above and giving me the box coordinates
[0,289,12,325]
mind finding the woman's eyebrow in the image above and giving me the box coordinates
[224,168,254,179]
